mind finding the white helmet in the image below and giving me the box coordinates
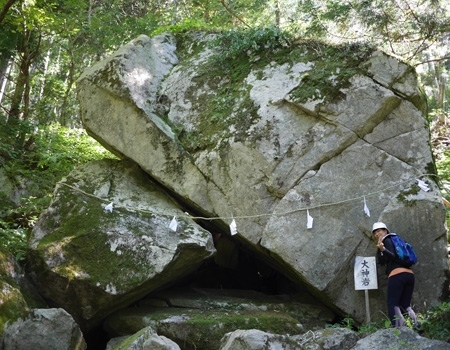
[372,222,389,233]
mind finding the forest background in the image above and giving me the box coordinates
[1,0,450,336]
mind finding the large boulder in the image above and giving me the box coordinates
[74,32,448,323]
[18,34,437,343]
[27,159,215,330]
[1,308,86,350]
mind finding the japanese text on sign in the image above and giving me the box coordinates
[354,256,377,290]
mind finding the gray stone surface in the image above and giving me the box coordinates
[28,159,215,330]
[219,329,300,350]
[351,327,450,349]
[70,32,450,326]
[219,327,450,350]
[110,327,181,350]
[103,287,334,350]
[1,308,86,350]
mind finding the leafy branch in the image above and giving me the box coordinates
[219,0,252,28]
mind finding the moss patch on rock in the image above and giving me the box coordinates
[171,30,375,154]
[105,306,306,350]
[34,191,168,290]
[0,280,28,337]
[0,248,46,337]
[396,183,421,206]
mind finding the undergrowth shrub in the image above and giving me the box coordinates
[209,26,292,64]
[0,122,115,261]
[420,301,450,342]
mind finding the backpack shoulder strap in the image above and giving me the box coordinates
[382,233,397,241]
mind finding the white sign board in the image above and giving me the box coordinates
[354,256,378,290]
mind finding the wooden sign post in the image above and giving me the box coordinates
[354,256,378,324]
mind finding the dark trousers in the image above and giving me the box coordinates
[387,272,415,326]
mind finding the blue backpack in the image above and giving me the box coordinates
[385,233,418,266]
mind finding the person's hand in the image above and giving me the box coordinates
[377,238,385,251]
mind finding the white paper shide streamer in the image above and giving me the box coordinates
[230,218,237,235]
[94,178,428,233]
[363,196,370,217]
[104,202,114,213]
[169,216,178,232]
[417,179,430,192]
[306,210,313,229]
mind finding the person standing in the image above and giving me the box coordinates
[372,222,419,328]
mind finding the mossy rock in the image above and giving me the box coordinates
[0,247,46,337]
[104,287,334,350]
[105,305,310,350]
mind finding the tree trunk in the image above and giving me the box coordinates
[0,58,13,110]
[8,56,28,122]
[438,72,447,125]
[8,28,40,126]
[172,0,178,24]
[59,56,76,127]
[275,0,280,27]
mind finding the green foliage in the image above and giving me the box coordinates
[0,122,115,261]
[3,123,113,191]
[172,28,376,154]
[0,190,45,262]
[35,123,112,176]
[209,26,292,64]
[327,315,356,329]
[0,119,32,162]
[0,17,20,58]
[326,301,450,342]
[436,150,450,183]
[0,222,27,262]
[288,41,374,105]
[293,0,450,63]
[420,301,450,342]
[151,18,213,36]
[327,314,391,334]
[434,149,450,236]
[359,319,392,334]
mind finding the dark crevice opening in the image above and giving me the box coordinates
[85,326,110,350]
[178,233,304,295]
[85,235,306,349]
[83,215,320,349]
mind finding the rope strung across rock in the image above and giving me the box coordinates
[56,173,437,223]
